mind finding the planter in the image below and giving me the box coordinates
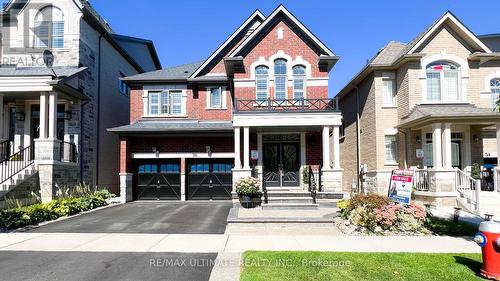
[238,193,262,208]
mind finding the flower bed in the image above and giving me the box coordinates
[336,194,429,235]
[0,189,115,231]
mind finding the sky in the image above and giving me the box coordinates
[91,0,500,97]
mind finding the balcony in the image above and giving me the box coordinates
[234,98,339,113]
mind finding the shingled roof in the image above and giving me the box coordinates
[108,119,233,134]
[121,61,204,82]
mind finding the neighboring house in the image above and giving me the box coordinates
[0,0,161,205]
[337,11,500,209]
[110,5,343,203]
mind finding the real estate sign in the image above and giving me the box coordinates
[388,169,414,204]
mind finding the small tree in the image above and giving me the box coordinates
[471,163,481,180]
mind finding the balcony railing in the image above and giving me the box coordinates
[58,141,78,163]
[234,98,339,113]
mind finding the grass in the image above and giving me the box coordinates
[241,252,483,281]
[424,216,478,237]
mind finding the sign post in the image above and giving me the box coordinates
[388,169,414,204]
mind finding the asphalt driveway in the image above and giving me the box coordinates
[29,201,232,234]
[0,251,217,281]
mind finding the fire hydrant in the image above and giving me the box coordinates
[474,221,500,280]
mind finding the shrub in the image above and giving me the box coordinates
[348,194,389,212]
[349,206,376,230]
[374,204,401,230]
[235,177,261,196]
[337,199,350,219]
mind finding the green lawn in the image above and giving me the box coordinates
[425,216,478,237]
[241,251,483,281]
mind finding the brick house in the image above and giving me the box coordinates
[337,11,500,211]
[111,5,343,203]
[0,0,161,205]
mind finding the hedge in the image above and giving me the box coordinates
[0,189,115,230]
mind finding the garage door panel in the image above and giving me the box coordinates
[187,160,233,200]
[135,162,181,200]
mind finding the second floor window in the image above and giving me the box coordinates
[383,78,396,106]
[255,66,269,101]
[35,6,65,49]
[426,61,460,102]
[491,79,500,108]
[292,65,306,100]
[274,59,287,101]
[148,91,183,116]
[209,87,222,108]
[385,135,397,164]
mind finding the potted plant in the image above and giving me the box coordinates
[235,177,262,208]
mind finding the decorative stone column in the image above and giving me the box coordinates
[432,123,443,169]
[119,173,133,203]
[441,123,452,169]
[321,125,342,193]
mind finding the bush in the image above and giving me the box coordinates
[235,177,261,196]
[348,194,389,212]
[0,189,113,231]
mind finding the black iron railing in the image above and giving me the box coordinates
[0,140,10,162]
[234,98,338,113]
[308,165,318,204]
[58,141,77,163]
[0,146,33,185]
[262,177,268,204]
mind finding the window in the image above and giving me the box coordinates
[274,59,287,101]
[160,164,180,173]
[292,65,306,100]
[208,87,223,108]
[385,135,397,163]
[383,79,396,106]
[148,90,183,116]
[255,66,269,101]
[138,164,158,173]
[190,164,210,173]
[491,79,500,108]
[35,6,65,49]
[426,61,460,102]
[212,163,233,173]
[119,74,129,96]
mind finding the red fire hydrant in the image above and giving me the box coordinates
[474,221,500,280]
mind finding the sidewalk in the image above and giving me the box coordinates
[0,232,480,253]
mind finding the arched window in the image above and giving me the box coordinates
[35,6,65,49]
[426,61,460,102]
[491,79,500,108]
[292,65,306,100]
[274,59,287,101]
[255,66,269,101]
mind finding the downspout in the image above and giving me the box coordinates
[354,85,361,191]
[95,34,103,187]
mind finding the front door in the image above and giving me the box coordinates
[451,140,461,169]
[263,143,300,187]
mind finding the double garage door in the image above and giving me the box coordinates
[134,159,233,201]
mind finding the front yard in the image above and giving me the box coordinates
[241,251,483,281]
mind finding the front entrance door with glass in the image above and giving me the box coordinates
[263,141,300,188]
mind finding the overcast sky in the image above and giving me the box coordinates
[92,0,500,96]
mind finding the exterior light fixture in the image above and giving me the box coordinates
[206,146,212,157]
[473,135,479,143]
[416,135,421,143]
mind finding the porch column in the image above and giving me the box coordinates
[0,94,3,139]
[441,123,452,169]
[432,123,443,169]
[243,126,250,169]
[496,123,500,167]
[48,92,57,139]
[332,125,340,169]
[39,92,48,139]
[322,126,331,169]
[234,127,241,169]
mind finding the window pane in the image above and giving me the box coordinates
[52,21,64,48]
[385,135,397,162]
[443,71,459,101]
[423,143,433,167]
[275,76,287,100]
[451,143,460,167]
[171,92,182,114]
[274,59,287,75]
[491,79,500,107]
[383,79,396,105]
[292,65,306,75]
[35,22,50,48]
[256,76,268,100]
[161,92,170,114]
[426,72,441,101]
[210,87,222,108]
[149,92,159,115]
[293,78,304,100]
[256,66,268,75]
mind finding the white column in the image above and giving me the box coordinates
[48,92,57,139]
[432,123,443,169]
[332,125,340,169]
[234,127,241,169]
[39,92,48,139]
[322,126,331,169]
[243,126,250,169]
[496,123,500,167]
[0,94,3,139]
[463,126,472,172]
[442,123,452,169]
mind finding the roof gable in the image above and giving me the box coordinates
[406,11,491,55]
[189,10,265,78]
[229,5,335,57]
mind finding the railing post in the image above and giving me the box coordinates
[475,179,481,211]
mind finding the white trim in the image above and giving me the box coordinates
[143,89,187,117]
[132,152,235,159]
[385,128,398,135]
[230,5,335,57]
[407,12,492,54]
[206,86,227,109]
[233,112,342,127]
[483,71,500,92]
[190,10,265,78]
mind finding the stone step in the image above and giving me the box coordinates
[266,191,312,198]
[266,197,314,204]
[261,203,319,210]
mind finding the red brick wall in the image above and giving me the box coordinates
[130,86,143,124]
[119,138,132,173]
[306,132,322,166]
[186,86,232,120]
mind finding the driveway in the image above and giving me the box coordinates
[29,201,232,234]
[0,251,217,281]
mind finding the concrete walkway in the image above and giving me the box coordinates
[0,232,480,253]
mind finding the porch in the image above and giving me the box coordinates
[232,98,343,206]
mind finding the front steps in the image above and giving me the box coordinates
[0,164,37,199]
[262,190,318,210]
